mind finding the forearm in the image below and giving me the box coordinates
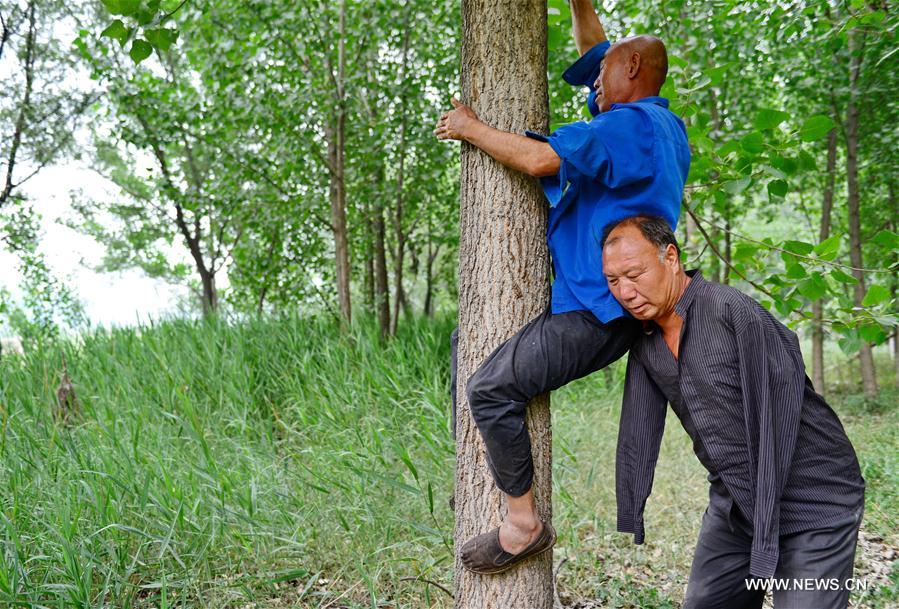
[570,0,607,55]
[463,121,560,178]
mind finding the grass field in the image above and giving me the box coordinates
[0,314,895,608]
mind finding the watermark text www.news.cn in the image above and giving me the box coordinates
[745,578,868,592]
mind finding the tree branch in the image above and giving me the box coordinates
[1,0,36,210]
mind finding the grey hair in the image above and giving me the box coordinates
[601,215,681,262]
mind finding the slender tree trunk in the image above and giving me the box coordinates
[327,0,351,325]
[709,226,722,284]
[424,225,441,318]
[812,127,838,394]
[722,208,732,286]
[374,201,390,338]
[390,28,411,337]
[327,121,351,324]
[364,201,375,311]
[455,2,551,607]
[845,30,876,398]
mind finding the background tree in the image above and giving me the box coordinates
[0,0,90,342]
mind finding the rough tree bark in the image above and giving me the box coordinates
[845,30,877,398]
[811,127,837,395]
[455,2,552,608]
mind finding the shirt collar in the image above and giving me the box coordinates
[674,269,704,319]
[610,96,669,110]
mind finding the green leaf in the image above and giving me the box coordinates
[717,140,741,157]
[798,115,835,142]
[102,0,140,15]
[767,179,788,198]
[145,28,179,52]
[733,242,761,261]
[740,131,765,154]
[870,230,899,250]
[100,19,130,46]
[813,235,841,260]
[797,275,827,301]
[838,334,862,355]
[120,0,140,15]
[754,109,790,131]
[830,268,858,284]
[798,150,816,171]
[771,155,798,176]
[135,9,156,25]
[724,177,751,194]
[783,240,814,255]
[858,323,887,344]
[100,0,122,14]
[861,284,891,307]
[706,63,731,86]
[129,39,153,63]
[785,262,807,279]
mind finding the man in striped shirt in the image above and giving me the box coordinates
[601,215,865,609]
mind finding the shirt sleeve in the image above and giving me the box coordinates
[731,302,804,579]
[562,40,611,117]
[546,111,655,191]
[616,350,668,545]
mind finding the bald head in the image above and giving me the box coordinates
[594,35,668,112]
[614,35,668,92]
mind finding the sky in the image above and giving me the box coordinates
[0,160,190,334]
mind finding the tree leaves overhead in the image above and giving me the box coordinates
[97,0,185,62]
[72,0,897,345]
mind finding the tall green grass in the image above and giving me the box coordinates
[0,314,895,607]
[0,315,457,608]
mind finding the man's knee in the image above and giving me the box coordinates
[465,363,509,428]
[465,367,491,423]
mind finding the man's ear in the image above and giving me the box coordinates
[628,52,642,80]
[665,244,680,268]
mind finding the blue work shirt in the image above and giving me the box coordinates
[526,41,691,322]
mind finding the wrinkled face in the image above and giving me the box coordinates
[602,225,679,320]
[593,45,627,113]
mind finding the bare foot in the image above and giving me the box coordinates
[498,519,543,555]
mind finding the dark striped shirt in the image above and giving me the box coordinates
[616,271,865,578]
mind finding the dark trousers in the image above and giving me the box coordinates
[684,499,864,609]
[450,307,640,497]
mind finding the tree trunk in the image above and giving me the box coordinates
[455,2,551,608]
[845,30,877,399]
[390,27,411,337]
[812,127,838,395]
[364,201,375,312]
[200,270,217,316]
[424,225,440,318]
[325,0,351,325]
[327,120,351,325]
[374,202,390,338]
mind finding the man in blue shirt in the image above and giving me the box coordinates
[434,0,690,574]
